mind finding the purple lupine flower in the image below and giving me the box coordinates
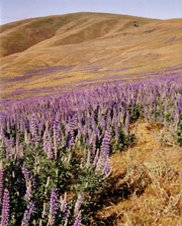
[83,125,88,137]
[60,193,67,212]
[92,143,96,155]
[0,127,5,141]
[100,130,111,159]
[0,189,10,226]
[6,120,11,134]
[22,165,32,201]
[95,130,111,172]
[41,202,47,219]
[93,149,99,166]
[106,110,110,128]
[0,162,4,206]
[102,157,110,175]
[66,119,75,149]
[29,114,39,144]
[86,150,91,168]
[177,94,182,114]
[125,112,130,134]
[60,193,69,221]
[15,133,20,148]
[95,156,104,173]
[24,129,30,144]
[164,101,168,114]
[91,113,96,129]
[43,130,53,159]
[92,134,96,155]
[112,107,117,124]
[74,194,83,217]
[86,138,89,149]
[48,188,59,226]
[150,95,155,108]
[101,118,106,130]
[53,116,61,159]
[21,201,35,226]
[4,139,11,158]
[114,121,119,142]
[22,165,31,181]
[24,181,32,202]
[73,211,82,226]
[20,116,25,132]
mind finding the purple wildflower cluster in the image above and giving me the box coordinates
[0,73,181,225]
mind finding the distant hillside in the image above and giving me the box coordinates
[0,12,182,99]
[0,13,157,57]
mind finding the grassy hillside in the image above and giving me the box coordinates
[0,13,182,226]
[0,13,182,99]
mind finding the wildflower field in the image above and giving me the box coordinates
[0,73,182,226]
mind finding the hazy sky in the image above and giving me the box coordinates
[1,0,182,25]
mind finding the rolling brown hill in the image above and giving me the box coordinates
[0,12,182,99]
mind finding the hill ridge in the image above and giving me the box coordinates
[0,12,182,100]
[0,12,159,57]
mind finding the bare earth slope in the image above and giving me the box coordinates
[0,12,182,99]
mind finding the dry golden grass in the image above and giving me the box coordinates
[0,13,182,99]
[96,122,182,226]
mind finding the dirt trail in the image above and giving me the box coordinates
[97,122,182,226]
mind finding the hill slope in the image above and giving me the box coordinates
[0,12,182,99]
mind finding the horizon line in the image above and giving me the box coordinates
[1,11,182,26]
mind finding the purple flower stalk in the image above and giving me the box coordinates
[60,193,67,212]
[0,162,4,206]
[73,211,82,226]
[92,134,96,155]
[24,181,32,202]
[22,166,32,201]
[43,130,53,159]
[17,143,23,161]
[125,113,130,134]
[53,118,61,159]
[86,150,91,168]
[102,157,110,175]
[74,194,83,217]
[60,193,69,221]
[67,115,77,149]
[21,201,35,226]
[0,189,10,226]
[48,188,59,226]
[177,94,182,114]
[96,130,111,172]
[114,122,119,142]
[22,165,31,182]
[100,130,111,159]
[93,149,99,166]
[29,114,39,144]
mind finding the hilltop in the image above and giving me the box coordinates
[0,12,182,99]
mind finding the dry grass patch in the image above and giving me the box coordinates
[96,122,182,226]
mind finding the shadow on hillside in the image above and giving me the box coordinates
[92,169,151,225]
